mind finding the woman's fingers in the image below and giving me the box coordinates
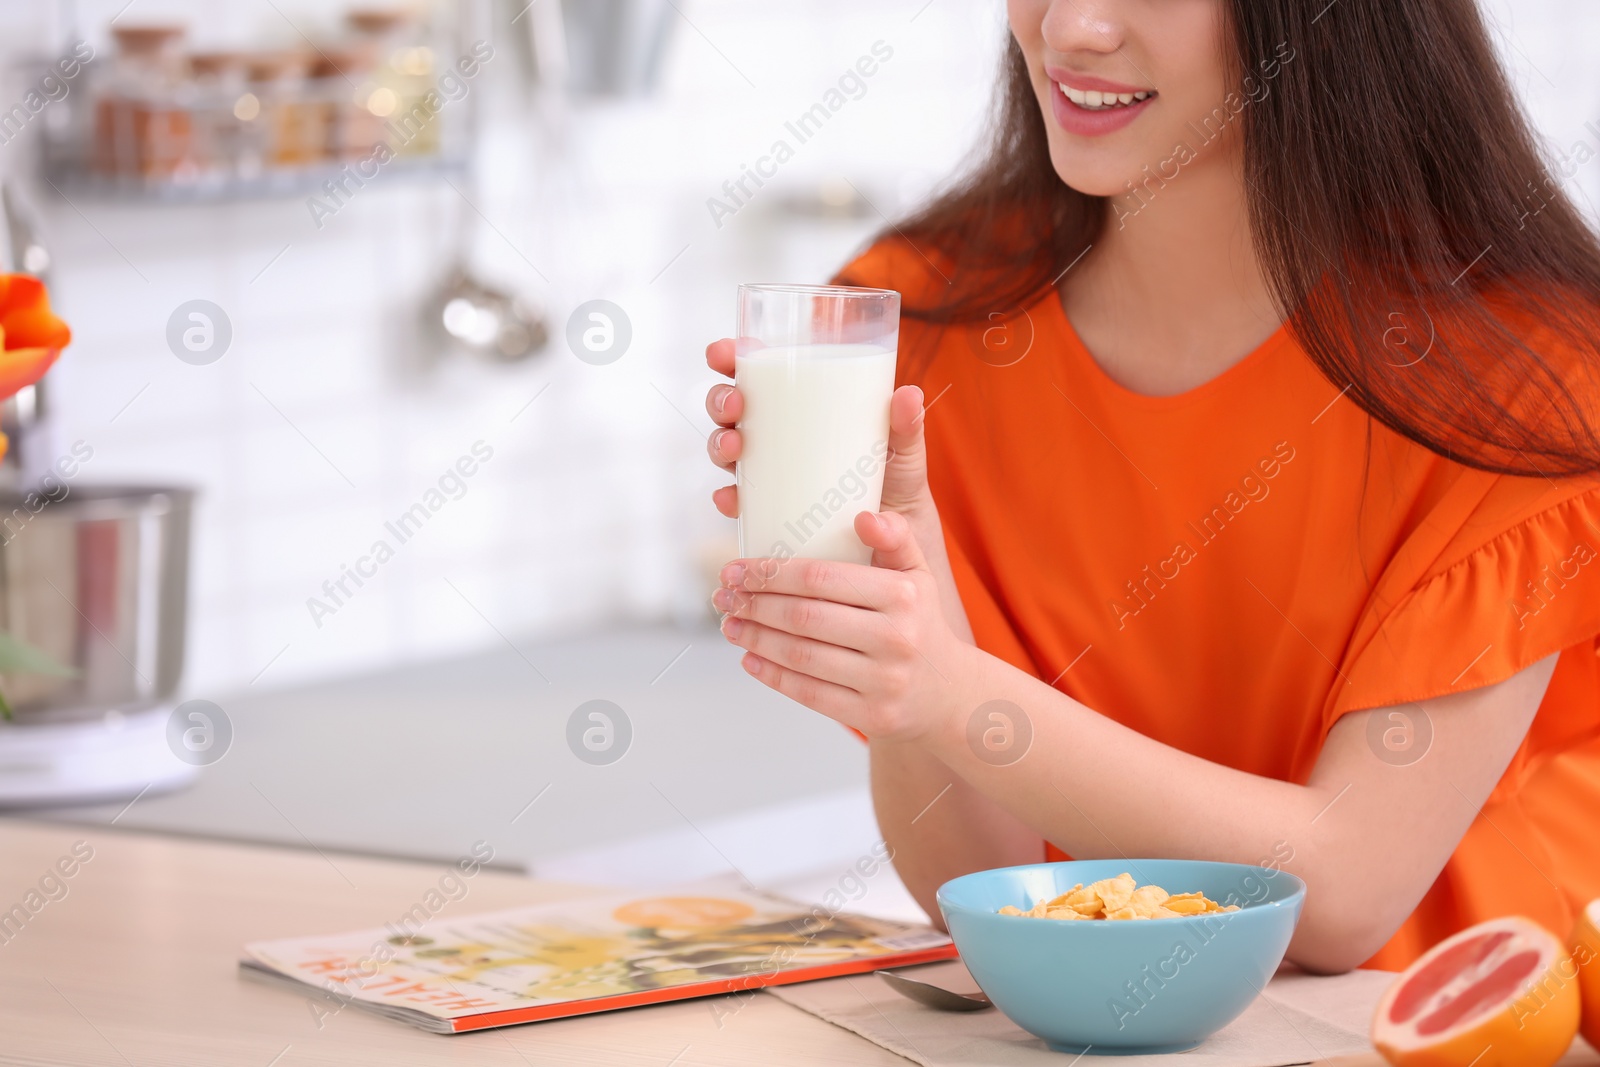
[721,615,874,691]
[706,337,737,378]
[707,426,741,471]
[880,384,932,514]
[890,383,925,441]
[738,651,858,720]
[720,556,915,612]
[712,484,739,518]
[715,587,884,652]
[855,511,929,574]
[705,383,742,427]
[704,342,742,485]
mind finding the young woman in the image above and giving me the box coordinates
[703,0,1600,972]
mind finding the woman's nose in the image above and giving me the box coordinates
[1041,0,1128,56]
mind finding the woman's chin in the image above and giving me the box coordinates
[1049,165,1133,201]
[1045,150,1146,201]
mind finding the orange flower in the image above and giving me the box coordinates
[0,274,72,462]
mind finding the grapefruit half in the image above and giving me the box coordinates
[1571,898,1600,1049]
[1372,915,1578,1067]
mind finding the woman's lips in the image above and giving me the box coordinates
[1046,65,1156,137]
[1049,67,1151,95]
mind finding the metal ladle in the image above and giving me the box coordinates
[422,0,548,364]
[429,263,547,363]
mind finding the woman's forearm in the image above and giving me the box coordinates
[917,648,1354,965]
[909,643,1552,971]
[871,739,1044,928]
[925,648,1316,864]
[871,505,1042,924]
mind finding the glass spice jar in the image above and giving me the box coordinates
[186,51,246,184]
[244,51,319,170]
[346,7,439,159]
[308,48,381,163]
[96,24,190,180]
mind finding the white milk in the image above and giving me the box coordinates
[735,343,897,565]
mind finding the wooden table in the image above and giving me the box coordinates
[6,818,1587,1067]
[0,818,909,1066]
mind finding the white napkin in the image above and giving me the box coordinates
[764,960,1395,1066]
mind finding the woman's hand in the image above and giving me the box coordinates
[711,509,972,743]
[703,338,935,525]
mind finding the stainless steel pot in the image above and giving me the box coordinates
[527,0,674,97]
[0,485,193,722]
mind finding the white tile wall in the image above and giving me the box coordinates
[0,0,1593,699]
[0,0,1003,697]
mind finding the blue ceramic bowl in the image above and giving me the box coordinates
[937,859,1305,1055]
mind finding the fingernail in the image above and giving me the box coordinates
[712,587,733,611]
[721,616,743,639]
[741,653,761,676]
[721,562,746,587]
[715,386,730,415]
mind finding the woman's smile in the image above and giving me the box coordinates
[1047,67,1158,135]
[1051,68,1155,109]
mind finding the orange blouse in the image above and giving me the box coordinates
[844,241,1600,971]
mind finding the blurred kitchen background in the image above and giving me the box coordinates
[0,0,1594,916]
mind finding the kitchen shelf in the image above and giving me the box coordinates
[41,151,470,206]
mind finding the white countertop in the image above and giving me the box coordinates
[27,624,881,891]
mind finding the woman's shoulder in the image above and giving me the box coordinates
[831,235,971,380]
[1472,278,1600,377]
[832,235,955,309]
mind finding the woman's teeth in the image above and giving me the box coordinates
[1058,84,1152,110]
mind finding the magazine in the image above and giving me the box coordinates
[239,883,955,1033]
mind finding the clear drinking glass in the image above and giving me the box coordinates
[734,284,901,565]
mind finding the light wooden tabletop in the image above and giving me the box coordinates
[0,818,910,1066]
[6,818,1592,1067]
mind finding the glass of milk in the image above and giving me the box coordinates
[734,284,900,565]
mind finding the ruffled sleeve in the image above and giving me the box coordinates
[1327,479,1600,750]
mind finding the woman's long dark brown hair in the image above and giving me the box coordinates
[843,2,1600,476]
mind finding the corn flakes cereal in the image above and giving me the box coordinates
[998,873,1242,921]
[1090,873,1137,913]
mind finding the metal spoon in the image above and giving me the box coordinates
[878,968,993,1012]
